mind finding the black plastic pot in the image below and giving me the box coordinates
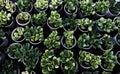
[95,25,104,32]
[100,64,113,72]
[0,38,8,47]
[79,62,91,69]
[64,4,78,16]
[113,34,120,46]
[106,8,120,18]
[94,12,105,19]
[16,12,31,26]
[78,26,89,33]
[0,53,5,64]
[63,25,77,32]
[11,27,25,42]
[29,39,43,45]
[81,71,92,74]
[61,36,77,49]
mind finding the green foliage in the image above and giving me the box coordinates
[79,50,101,70]
[0,10,11,27]
[7,43,22,59]
[63,31,74,48]
[61,59,77,74]
[0,0,5,7]
[31,12,47,25]
[49,0,62,9]
[44,31,60,49]
[96,17,117,33]
[60,50,73,63]
[114,17,120,28]
[102,71,112,74]
[102,51,117,71]
[13,27,24,41]
[24,26,43,42]
[95,0,110,14]
[41,50,60,74]
[17,12,30,22]
[16,0,31,11]
[48,11,63,28]
[34,0,48,10]
[77,18,94,31]
[63,16,77,31]
[101,34,114,50]
[5,1,15,13]
[80,0,95,15]
[78,33,91,48]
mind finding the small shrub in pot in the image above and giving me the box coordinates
[24,26,44,45]
[95,17,117,33]
[79,0,95,16]
[31,12,47,26]
[16,0,32,12]
[61,31,76,49]
[64,0,78,15]
[48,11,63,30]
[113,17,120,28]
[34,0,48,11]
[101,51,117,71]
[49,0,63,11]
[77,18,94,32]
[16,12,31,26]
[5,1,16,13]
[44,31,60,49]
[11,27,25,42]
[0,0,5,9]
[7,43,22,59]
[41,50,60,74]
[95,0,110,15]
[0,10,12,27]
[78,33,92,49]
[60,50,78,74]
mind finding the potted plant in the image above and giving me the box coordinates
[77,33,92,49]
[5,0,16,14]
[0,10,13,27]
[100,34,114,51]
[31,12,47,26]
[60,50,78,74]
[95,17,117,33]
[47,11,63,30]
[0,28,7,47]
[61,59,78,74]
[49,0,63,12]
[60,50,73,63]
[11,27,25,42]
[77,18,94,32]
[41,50,60,74]
[113,17,120,28]
[63,16,77,31]
[79,0,95,16]
[61,31,77,49]
[24,26,44,45]
[16,0,33,12]
[34,0,48,12]
[7,43,22,59]
[115,51,120,65]
[95,0,110,16]
[101,51,117,71]
[64,0,78,15]
[44,31,60,49]
[16,12,31,26]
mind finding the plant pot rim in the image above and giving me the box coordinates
[106,8,120,16]
[0,38,8,47]
[78,25,89,33]
[11,27,25,42]
[100,64,112,72]
[79,61,91,69]
[34,4,48,12]
[47,19,59,30]
[115,51,120,65]
[18,2,33,13]
[113,34,120,46]
[64,3,78,15]
[7,43,22,59]
[29,38,44,45]
[113,16,120,22]
[61,36,77,49]
[16,12,31,26]
[81,71,92,74]
[4,17,14,28]
[95,11,106,17]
